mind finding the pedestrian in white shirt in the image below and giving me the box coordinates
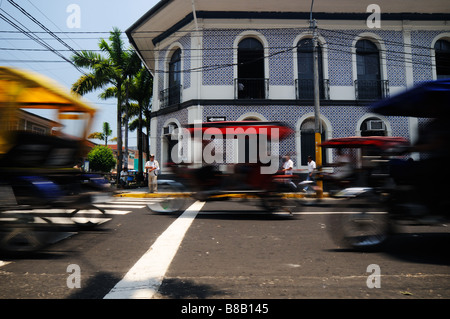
[282,155,294,175]
[302,155,317,192]
[145,154,159,193]
[307,155,316,181]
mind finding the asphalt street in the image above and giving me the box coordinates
[0,195,449,304]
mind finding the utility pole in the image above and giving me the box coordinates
[310,1,323,197]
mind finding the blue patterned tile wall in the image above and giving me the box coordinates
[201,28,412,88]
[157,27,448,92]
[154,24,449,166]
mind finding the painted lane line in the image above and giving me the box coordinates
[103,200,205,299]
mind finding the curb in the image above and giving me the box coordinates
[114,192,329,199]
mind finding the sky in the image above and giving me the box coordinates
[0,0,160,146]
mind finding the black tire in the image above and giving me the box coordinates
[327,212,390,250]
[147,181,186,214]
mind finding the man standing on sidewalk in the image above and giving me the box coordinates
[145,154,159,193]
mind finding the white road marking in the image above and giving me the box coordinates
[104,210,132,215]
[104,200,205,299]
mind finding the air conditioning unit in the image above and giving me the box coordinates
[367,120,384,131]
[163,124,176,135]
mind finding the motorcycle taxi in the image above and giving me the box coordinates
[324,78,450,250]
[0,66,110,253]
[148,120,300,214]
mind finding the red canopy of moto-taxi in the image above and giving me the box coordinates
[185,121,294,140]
[320,136,410,150]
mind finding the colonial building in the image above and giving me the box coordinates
[127,0,450,172]
[13,109,62,135]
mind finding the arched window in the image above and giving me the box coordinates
[168,48,181,105]
[237,38,266,99]
[300,118,327,166]
[355,39,384,100]
[435,39,450,79]
[297,38,325,99]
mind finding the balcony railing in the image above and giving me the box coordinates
[234,78,269,99]
[160,84,182,109]
[354,80,389,100]
[295,79,330,100]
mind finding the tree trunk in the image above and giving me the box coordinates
[124,90,129,172]
[116,82,123,186]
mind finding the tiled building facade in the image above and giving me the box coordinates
[127,0,450,172]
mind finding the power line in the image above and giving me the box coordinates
[1,0,85,74]
[1,15,447,75]
[0,11,72,64]
[7,1,82,57]
[25,0,84,52]
[0,26,444,52]
[2,42,441,75]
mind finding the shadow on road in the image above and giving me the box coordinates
[68,272,122,299]
[382,232,450,266]
[158,278,227,299]
[328,232,450,266]
[195,210,296,221]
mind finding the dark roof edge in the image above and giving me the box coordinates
[196,11,450,21]
[128,9,450,41]
[149,11,450,45]
[125,0,172,35]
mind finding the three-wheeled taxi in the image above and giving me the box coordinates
[149,120,299,214]
[319,135,410,250]
[323,78,450,250]
[0,67,110,253]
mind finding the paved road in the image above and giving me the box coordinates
[0,196,449,303]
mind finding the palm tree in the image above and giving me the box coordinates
[71,27,137,184]
[88,121,113,146]
[127,67,153,183]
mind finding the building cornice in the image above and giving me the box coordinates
[133,11,450,46]
[150,99,375,118]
